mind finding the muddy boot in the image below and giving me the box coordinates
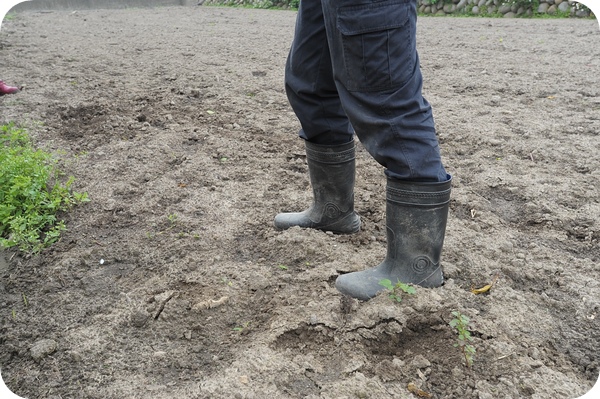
[274,140,360,234]
[0,80,19,95]
[335,176,451,300]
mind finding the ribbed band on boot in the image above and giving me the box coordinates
[386,178,451,207]
[305,140,355,164]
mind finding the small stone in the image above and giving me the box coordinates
[131,310,150,328]
[528,347,541,360]
[531,360,544,369]
[68,351,82,362]
[30,339,58,361]
[411,354,431,369]
[477,392,494,399]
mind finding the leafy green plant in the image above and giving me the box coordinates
[449,311,476,368]
[379,278,416,303]
[0,123,88,253]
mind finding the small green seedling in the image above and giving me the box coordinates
[221,277,233,287]
[233,321,250,333]
[379,279,416,303]
[449,311,476,368]
[167,213,178,225]
[277,264,288,270]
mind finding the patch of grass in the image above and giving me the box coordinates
[0,123,88,253]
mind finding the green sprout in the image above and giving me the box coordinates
[449,311,476,368]
[167,213,178,225]
[233,321,250,333]
[379,279,416,303]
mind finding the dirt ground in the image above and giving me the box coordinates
[1,5,599,399]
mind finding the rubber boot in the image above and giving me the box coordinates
[0,80,19,95]
[335,176,451,300]
[274,140,361,234]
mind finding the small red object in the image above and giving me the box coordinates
[0,80,20,95]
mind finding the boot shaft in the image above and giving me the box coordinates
[305,140,356,218]
[273,140,360,234]
[384,177,451,276]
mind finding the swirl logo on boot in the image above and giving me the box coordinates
[412,256,435,274]
[324,203,341,219]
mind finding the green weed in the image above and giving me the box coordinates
[449,311,476,368]
[379,278,416,303]
[0,123,88,253]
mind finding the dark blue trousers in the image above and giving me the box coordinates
[285,0,448,182]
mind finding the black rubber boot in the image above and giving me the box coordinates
[274,140,361,234]
[335,176,451,300]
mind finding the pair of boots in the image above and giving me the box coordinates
[0,80,20,95]
[274,140,451,301]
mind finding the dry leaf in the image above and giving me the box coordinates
[407,382,432,398]
[471,274,500,295]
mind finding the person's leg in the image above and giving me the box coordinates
[321,0,447,181]
[284,0,353,145]
[275,0,360,234]
[319,0,452,298]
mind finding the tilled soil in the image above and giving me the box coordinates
[1,6,599,399]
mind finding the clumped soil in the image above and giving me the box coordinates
[1,6,599,399]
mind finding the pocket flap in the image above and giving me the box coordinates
[337,1,410,36]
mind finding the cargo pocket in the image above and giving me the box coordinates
[337,0,414,92]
